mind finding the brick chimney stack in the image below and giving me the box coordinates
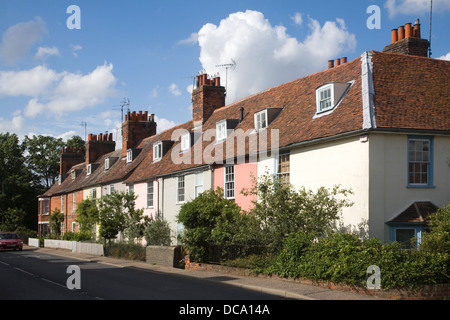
[60,146,84,181]
[192,72,226,128]
[383,19,430,57]
[86,132,116,167]
[121,110,157,157]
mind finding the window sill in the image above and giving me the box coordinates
[407,184,435,189]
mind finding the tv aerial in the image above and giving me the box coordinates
[215,58,237,94]
[113,98,130,122]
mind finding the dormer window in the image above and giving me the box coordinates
[105,158,110,170]
[254,110,268,131]
[181,133,191,152]
[127,150,133,163]
[153,142,162,161]
[317,85,332,112]
[71,170,76,180]
[315,82,353,116]
[216,121,227,142]
[87,164,92,176]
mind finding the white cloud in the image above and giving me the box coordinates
[0,110,25,132]
[178,33,199,45]
[21,63,117,118]
[198,10,356,104]
[155,115,177,133]
[0,65,59,97]
[0,17,47,65]
[169,83,182,96]
[385,0,450,18]
[437,52,450,61]
[70,44,82,57]
[291,12,303,26]
[35,46,59,60]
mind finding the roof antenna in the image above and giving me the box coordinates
[113,98,130,122]
[429,0,433,57]
[80,121,87,141]
[215,58,236,95]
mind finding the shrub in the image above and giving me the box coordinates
[144,218,172,246]
[106,242,146,261]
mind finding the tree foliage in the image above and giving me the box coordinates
[243,174,353,246]
[98,191,145,243]
[0,133,39,231]
[75,198,99,238]
[24,135,64,189]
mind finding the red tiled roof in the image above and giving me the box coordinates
[372,51,450,131]
[42,51,450,194]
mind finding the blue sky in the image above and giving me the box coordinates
[1,0,449,144]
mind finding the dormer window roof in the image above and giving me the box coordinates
[181,132,191,152]
[153,142,162,162]
[315,82,353,117]
[254,107,283,132]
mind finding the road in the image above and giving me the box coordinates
[0,248,286,301]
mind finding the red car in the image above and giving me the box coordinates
[0,233,23,251]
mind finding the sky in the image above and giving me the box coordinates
[0,0,449,145]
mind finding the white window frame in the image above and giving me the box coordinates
[194,172,204,198]
[147,180,154,208]
[61,195,64,214]
[316,84,334,113]
[224,165,235,200]
[181,133,191,152]
[105,158,110,170]
[109,184,115,195]
[177,176,185,204]
[254,110,268,131]
[72,192,76,213]
[87,164,92,176]
[127,150,133,163]
[128,184,134,194]
[153,142,162,162]
[216,121,227,142]
[43,199,49,215]
[72,222,77,233]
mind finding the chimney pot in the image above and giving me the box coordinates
[391,29,398,43]
[341,57,347,64]
[405,23,412,38]
[98,133,103,141]
[335,58,341,67]
[398,26,405,40]
[328,60,334,69]
[413,19,421,38]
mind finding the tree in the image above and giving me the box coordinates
[98,191,145,244]
[66,135,86,154]
[0,133,39,231]
[75,198,99,239]
[243,174,353,247]
[177,188,242,261]
[49,209,64,236]
[420,203,450,254]
[24,135,64,189]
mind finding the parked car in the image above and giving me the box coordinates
[0,233,23,251]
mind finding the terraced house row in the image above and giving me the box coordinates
[38,21,450,247]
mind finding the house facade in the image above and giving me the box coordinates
[38,19,450,248]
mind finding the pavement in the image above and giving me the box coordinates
[26,245,387,300]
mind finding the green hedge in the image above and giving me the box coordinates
[268,232,449,289]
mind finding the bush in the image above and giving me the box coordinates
[144,218,172,246]
[177,188,242,262]
[269,232,449,289]
[106,242,146,261]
